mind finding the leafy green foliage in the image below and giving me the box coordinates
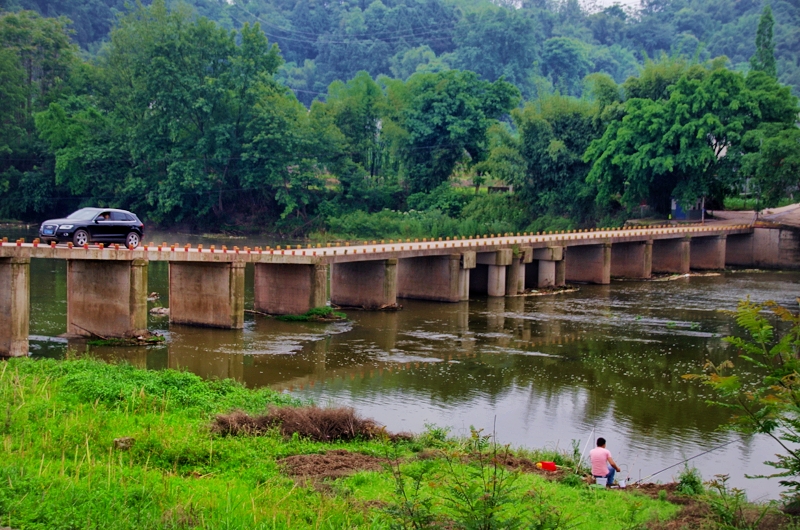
[684,299,800,505]
[439,428,524,530]
[705,474,770,529]
[585,60,799,214]
[513,94,600,223]
[750,5,777,78]
[385,70,519,193]
[3,0,800,233]
[676,465,704,495]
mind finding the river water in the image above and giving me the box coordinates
[5,226,799,500]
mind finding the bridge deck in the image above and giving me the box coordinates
[1,224,753,263]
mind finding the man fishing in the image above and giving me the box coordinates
[590,437,621,487]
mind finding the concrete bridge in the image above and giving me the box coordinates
[1,223,797,357]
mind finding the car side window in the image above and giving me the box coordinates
[110,212,127,221]
[97,212,112,221]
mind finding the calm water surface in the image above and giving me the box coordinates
[6,226,800,500]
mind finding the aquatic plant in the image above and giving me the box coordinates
[276,306,347,322]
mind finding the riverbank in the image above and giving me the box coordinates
[0,356,681,529]
[2,356,796,529]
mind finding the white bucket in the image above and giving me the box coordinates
[595,477,607,486]
[618,479,626,488]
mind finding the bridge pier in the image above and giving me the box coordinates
[67,259,148,337]
[565,243,611,284]
[459,252,476,301]
[611,241,652,279]
[505,248,532,295]
[530,246,564,288]
[652,238,690,273]
[398,253,475,302]
[727,228,799,269]
[472,249,513,297]
[169,261,245,328]
[254,263,328,315]
[331,259,398,309]
[690,235,727,270]
[0,257,29,357]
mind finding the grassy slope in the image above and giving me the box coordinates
[0,357,678,529]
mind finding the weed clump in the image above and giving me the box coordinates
[212,405,412,442]
[276,306,347,322]
[676,465,704,496]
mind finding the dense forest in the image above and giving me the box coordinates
[0,0,798,237]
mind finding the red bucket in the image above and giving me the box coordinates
[536,461,557,472]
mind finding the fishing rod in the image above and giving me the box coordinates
[575,427,595,474]
[632,439,739,485]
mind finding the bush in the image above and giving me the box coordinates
[211,406,413,442]
[676,465,704,495]
[407,183,473,217]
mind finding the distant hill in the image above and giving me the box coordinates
[2,0,797,102]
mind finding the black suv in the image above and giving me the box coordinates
[39,208,144,248]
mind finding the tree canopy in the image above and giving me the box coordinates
[0,0,798,236]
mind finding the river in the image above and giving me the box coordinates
[5,225,799,500]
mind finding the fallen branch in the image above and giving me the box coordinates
[245,309,273,317]
[71,323,109,340]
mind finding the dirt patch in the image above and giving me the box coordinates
[279,449,386,480]
[212,406,413,443]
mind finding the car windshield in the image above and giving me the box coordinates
[66,208,101,220]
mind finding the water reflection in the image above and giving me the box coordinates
[7,224,800,500]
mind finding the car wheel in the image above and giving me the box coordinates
[126,232,140,249]
[73,229,89,246]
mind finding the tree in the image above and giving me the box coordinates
[384,70,519,193]
[512,94,599,220]
[750,4,777,78]
[540,37,591,96]
[0,10,78,219]
[588,4,628,46]
[740,125,800,207]
[389,45,449,80]
[732,70,800,206]
[451,7,539,88]
[310,71,397,210]
[585,62,784,214]
[685,299,800,506]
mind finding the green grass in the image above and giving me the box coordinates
[723,196,795,211]
[0,357,681,529]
